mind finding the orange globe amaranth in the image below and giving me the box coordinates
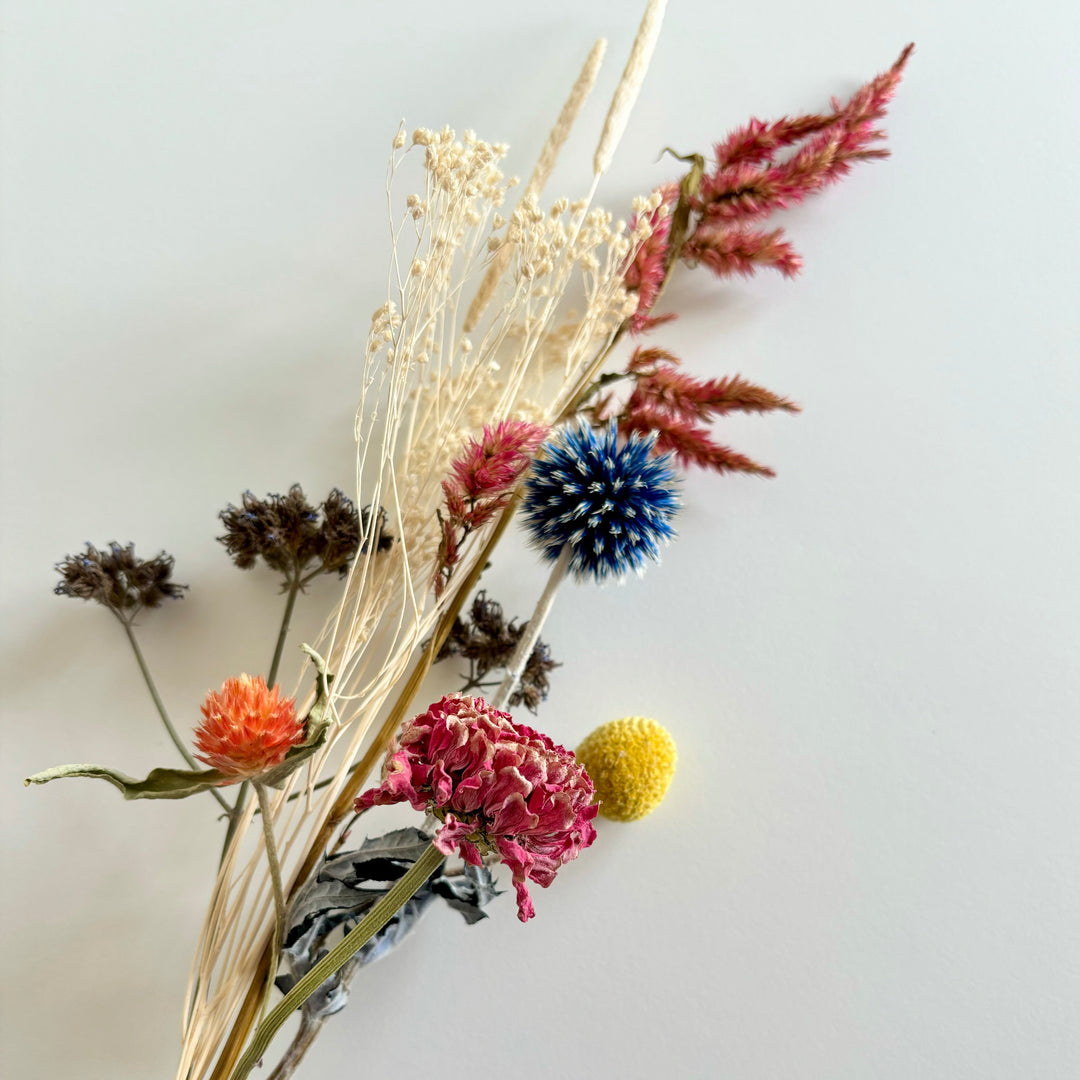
[193,675,303,781]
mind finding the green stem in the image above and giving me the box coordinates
[118,615,231,815]
[230,842,446,1080]
[219,783,249,866]
[268,577,301,689]
[255,783,287,932]
[219,575,303,865]
[254,782,287,1023]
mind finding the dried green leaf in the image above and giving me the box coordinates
[23,762,230,800]
[24,645,334,800]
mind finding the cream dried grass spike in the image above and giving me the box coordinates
[465,37,607,332]
[594,0,667,177]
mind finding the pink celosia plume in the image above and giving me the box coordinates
[356,694,597,921]
[698,44,913,223]
[443,420,549,513]
[622,44,911,310]
[625,182,678,333]
[600,46,909,481]
[434,420,548,596]
[601,347,800,478]
[683,225,802,280]
[713,112,840,171]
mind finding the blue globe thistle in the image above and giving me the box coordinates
[521,423,680,581]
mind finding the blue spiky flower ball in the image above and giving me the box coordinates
[521,422,680,581]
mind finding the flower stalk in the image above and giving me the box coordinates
[230,842,446,1080]
[492,545,573,709]
[254,783,286,934]
[118,615,232,815]
[267,577,302,690]
[219,576,305,865]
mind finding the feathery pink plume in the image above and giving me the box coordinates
[434,419,548,596]
[625,183,679,333]
[608,349,799,478]
[684,224,802,279]
[621,406,776,477]
[443,419,548,508]
[699,44,913,223]
[627,356,801,421]
[714,112,838,170]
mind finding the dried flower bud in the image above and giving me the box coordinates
[217,485,320,575]
[509,639,558,714]
[359,504,394,558]
[435,591,559,713]
[318,488,362,576]
[54,543,186,614]
[217,485,393,584]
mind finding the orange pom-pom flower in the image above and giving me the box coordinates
[193,674,303,781]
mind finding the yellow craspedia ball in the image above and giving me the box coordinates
[575,716,677,822]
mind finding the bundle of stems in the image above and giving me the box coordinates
[179,6,669,1077]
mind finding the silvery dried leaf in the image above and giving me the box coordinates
[275,826,499,1020]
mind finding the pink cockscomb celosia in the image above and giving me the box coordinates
[434,419,548,596]
[193,674,303,781]
[356,694,598,921]
[442,419,548,517]
[625,182,678,334]
[697,45,913,223]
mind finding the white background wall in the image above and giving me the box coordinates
[2,2,1078,1078]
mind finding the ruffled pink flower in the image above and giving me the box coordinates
[625,183,678,334]
[356,694,598,921]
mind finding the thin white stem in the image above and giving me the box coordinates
[492,544,573,709]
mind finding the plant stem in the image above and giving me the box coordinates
[254,783,287,932]
[230,842,446,1080]
[118,614,232,815]
[268,576,302,689]
[208,505,515,1080]
[564,324,626,416]
[254,781,287,1025]
[265,1013,325,1080]
[219,575,303,865]
[491,544,573,710]
[219,782,250,867]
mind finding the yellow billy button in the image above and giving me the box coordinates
[575,716,677,822]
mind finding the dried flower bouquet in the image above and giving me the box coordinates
[25,3,911,1077]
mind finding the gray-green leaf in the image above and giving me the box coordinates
[24,644,334,800]
[23,762,231,800]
